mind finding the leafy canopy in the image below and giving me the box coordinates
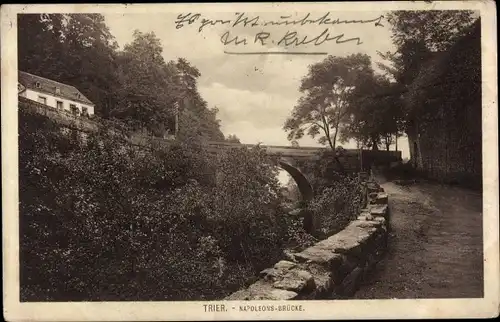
[284,54,373,150]
[18,14,225,141]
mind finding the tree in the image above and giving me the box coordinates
[18,14,66,78]
[18,14,121,118]
[62,14,121,118]
[111,30,179,136]
[18,14,226,141]
[284,54,373,150]
[377,11,476,89]
[226,134,241,143]
[174,59,225,142]
[340,75,404,150]
[375,10,477,132]
[386,10,476,52]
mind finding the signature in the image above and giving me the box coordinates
[175,12,385,32]
[221,28,362,47]
[277,29,362,46]
[175,12,378,53]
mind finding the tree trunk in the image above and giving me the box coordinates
[325,131,336,151]
[332,130,338,151]
[395,134,399,151]
[371,136,379,151]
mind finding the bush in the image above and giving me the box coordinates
[19,108,314,301]
[306,173,363,239]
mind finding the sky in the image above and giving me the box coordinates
[103,11,410,170]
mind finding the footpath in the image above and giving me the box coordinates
[354,178,483,298]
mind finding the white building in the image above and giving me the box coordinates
[18,71,95,116]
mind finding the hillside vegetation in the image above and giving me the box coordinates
[19,107,322,301]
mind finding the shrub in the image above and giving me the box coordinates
[19,108,314,301]
[306,173,363,239]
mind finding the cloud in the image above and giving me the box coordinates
[200,82,338,148]
[199,82,295,136]
[104,11,411,156]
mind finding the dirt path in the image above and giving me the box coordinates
[354,179,484,299]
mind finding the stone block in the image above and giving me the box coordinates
[283,249,299,262]
[275,260,297,270]
[307,263,334,295]
[336,255,358,283]
[294,246,344,270]
[373,216,386,225]
[373,232,388,250]
[316,231,364,256]
[340,266,364,296]
[370,204,388,217]
[260,260,297,281]
[273,269,316,293]
[360,213,374,221]
[362,254,378,281]
[366,182,382,194]
[352,219,382,229]
[370,192,389,205]
[225,280,298,300]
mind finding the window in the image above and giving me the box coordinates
[70,104,79,116]
[55,87,61,95]
[35,82,41,89]
[56,101,63,110]
[37,96,47,105]
[82,106,89,117]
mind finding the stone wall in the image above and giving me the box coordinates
[225,177,389,300]
[19,96,175,147]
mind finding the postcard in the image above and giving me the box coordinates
[2,1,498,320]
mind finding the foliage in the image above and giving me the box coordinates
[403,20,481,124]
[293,152,364,239]
[112,30,178,135]
[366,10,476,148]
[19,14,120,118]
[378,10,475,85]
[375,11,477,133]
[386,10,476,52]
[19,109,311,301]
[307,175,363,239]
[341,74,404,150]
[18,14,225,141]
[294,150,353,195]
[284,54,373,150]
[175,60,225,142]
[226,134,241,143]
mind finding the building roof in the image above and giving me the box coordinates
[18,71,94,106]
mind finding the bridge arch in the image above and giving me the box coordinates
[278,159,314,202]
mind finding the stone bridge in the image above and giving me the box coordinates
[20,96,402,203]
[205,141,402,202]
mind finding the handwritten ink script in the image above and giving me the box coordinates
[174,12,386,53]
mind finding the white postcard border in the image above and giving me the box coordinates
[2,1,498,320]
